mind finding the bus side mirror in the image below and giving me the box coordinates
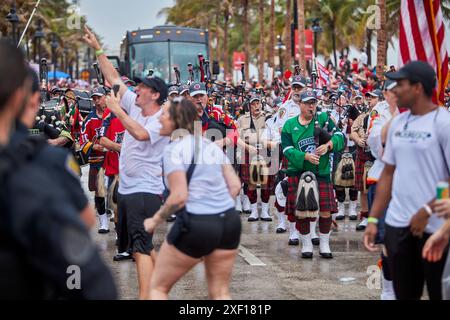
[212,60,220,75]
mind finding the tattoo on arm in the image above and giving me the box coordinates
[158,203,181,220]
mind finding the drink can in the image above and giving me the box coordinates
[437,181,449,199]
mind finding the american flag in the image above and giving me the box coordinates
[316,60,330,89]
[399,0,449,105]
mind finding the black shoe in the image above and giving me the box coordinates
[301,252,313,259]
[247,217,259,222]
[115,239,118,246]
[98,228,109,234]
[113,253,133,262]
[319,252,333,259]
[260,217,272,222]
[312,237,320,246]
[349,215,358,221]
[276,227,287,234]
[288,238,299,246]
[356,224,366,231]
[166,214,176,222]
[243,210,251,215]
[335,215,345,221]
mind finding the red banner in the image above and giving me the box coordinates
[294,29,314,61]
[233,52,246,71]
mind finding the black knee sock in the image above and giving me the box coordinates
[95,196,106,215]
[381,251,392,281]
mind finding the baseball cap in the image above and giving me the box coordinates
[249,94,261,104]
[189,82,207,96]
[90,86,107,97]
[141,76,168,101]
[121,76,135,86]
[178,84,190,95]
[168,85,179,96]
[365,89,383,99]
[386,60,436,92]
[273,97,283,107]
[354,91,364,99]
[291,75,307,87]
[383,78,397,91]
[300,90,318,102]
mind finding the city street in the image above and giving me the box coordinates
[83,167,381,300]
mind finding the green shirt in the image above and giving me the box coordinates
[281,112,345,181]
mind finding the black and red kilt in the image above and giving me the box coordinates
[355,147,373,191]
[240,150,274,190]
[285,176,338,217]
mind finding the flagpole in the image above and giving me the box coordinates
[17,0,42,48]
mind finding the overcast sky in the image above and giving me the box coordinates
[79,0,174,55]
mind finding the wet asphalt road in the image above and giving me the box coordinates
[82,167,382,300]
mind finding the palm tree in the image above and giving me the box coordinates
[258,0,265,82]
[269,0,275,68]
[376,0,387,75]
[243,0,250,80]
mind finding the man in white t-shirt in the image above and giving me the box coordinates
[364,61,450,300]
[84,26,170,300]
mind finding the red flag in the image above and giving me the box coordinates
[399,0,449,105]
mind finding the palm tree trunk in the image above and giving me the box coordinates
[223,10,230,77]
[216,13,221,70]
[297,0,306,72]
[285,0,292,72]
[243,0,250,80]
[366,28,373,67]
[332,20,337,68]
[259,0,265,82]
[376,0,387,76]
[269,0,275,68]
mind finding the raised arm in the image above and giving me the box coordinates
[83,26,128,97]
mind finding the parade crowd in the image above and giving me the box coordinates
[1,23,450,300]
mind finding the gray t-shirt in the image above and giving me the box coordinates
[163,135,235,214]
[383,108,450,233]
[118,90,170,195]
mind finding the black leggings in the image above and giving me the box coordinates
[167,208,241,259]
[384,224,449,300]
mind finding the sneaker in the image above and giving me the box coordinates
[335,202,346,221]
[300,233,313,259]
[319,232,333,259]
[276,212,287,233]
[288,222,300,245]
[242,195,251,214]
[166,214,176,222]
[356,217,368,231]
[260,202,272,221]
[349,201,358,220]
[248,203,259,222]
[113,252,132,262]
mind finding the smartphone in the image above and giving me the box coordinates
[113,84,120,97]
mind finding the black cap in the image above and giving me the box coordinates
[249,94,262,104]
[189,82,207,96]
[365,89,383,99]
[141,76,168,102]
[383,78,397,91]
[386,60,436,92]
[90,86,107,97]
[291,75,307,87]
[168,85,179,95]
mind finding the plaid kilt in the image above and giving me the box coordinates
[355,147,373,191]
[285,176,338,217]
[88,165,100,192]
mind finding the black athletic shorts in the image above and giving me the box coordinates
[117,192,162,255]
[167,208,241,259]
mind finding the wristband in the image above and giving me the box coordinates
[423,204,433,217]
[95,49,105,57]
[367,217,379,225]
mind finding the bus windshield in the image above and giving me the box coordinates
[129,42,208,83]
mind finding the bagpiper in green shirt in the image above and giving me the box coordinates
[281,112,345,182]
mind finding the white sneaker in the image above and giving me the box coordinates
[319,232,333,258]
[356,217,368,231]
[247,203,259,221]
[300,233,313,258]
[288,222,300,245]
[276,211,287,233]
[260,202,272,221]
[349,200,358,220]
[98,214,110,234]
[380,278,396,300]
[336,202,346,220]
[242,195,251,213]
